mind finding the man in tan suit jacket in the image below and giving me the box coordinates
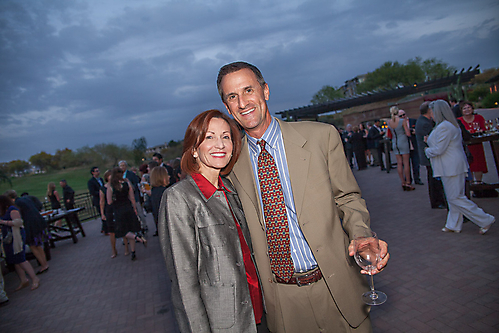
[217,62,389,333]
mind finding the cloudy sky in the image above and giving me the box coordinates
[1,0,498,163]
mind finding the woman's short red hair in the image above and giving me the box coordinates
[181,110,242,176]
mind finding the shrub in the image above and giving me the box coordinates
[481,91,499,108]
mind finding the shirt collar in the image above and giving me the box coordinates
[191,173,232,200]
[247,116,280,154]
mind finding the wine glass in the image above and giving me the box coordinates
[472,122,479,133]
[353,230,387,305]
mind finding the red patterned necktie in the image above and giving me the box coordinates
[257,140,294,282]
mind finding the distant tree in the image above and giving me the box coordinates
[8,160,30,175]
[75,145,102,167]
[311,85,344,104]
[419,57,456,80]
[29,151,54,171]
[53,148,78,169]
[481,92,499,108]
[0,163,8,174]
[0,169,12,186]
[468,85,491,102]
[356,57,455,93]
[162,143,184,162]
[97,143,132,167]
[168,139,181,147]
[132,137,147,166]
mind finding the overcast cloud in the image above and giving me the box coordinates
[1,0,498,163]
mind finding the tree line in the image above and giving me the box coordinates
[1,137,184,177]
[311,57,499,107]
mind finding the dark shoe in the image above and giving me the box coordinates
[415,180,424,185]
[403,184,415,191]
[0,299,8,307]
[153,231,159,237]
[381,168,386,171]
[131,251,136,261]
[36,267,49,275]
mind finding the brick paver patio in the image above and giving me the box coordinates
[1,164,498,332]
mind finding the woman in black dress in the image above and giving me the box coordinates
[100,170,117,258]
[46,182,61,211]
[107,167,146,261]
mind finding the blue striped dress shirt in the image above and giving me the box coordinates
[246,117,317,273]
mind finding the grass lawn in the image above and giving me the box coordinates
[0,167,96,202]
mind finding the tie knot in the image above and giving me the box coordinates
[258,140,266,149]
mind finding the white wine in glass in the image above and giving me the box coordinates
[353,231,387,305]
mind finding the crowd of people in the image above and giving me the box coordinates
[338,97,495,237]
[1,61,496,333]
[0,154,181,306]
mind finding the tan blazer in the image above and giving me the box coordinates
[228,119,371,331]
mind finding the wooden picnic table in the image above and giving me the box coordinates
[43,207,86,247]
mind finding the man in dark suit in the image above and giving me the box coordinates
[342,124,354,168]
[60,179,74,210]
[88,166,106,234]
[218,61,389,333]
[415,102,447,209]
[367,119,386,170]
[449,98,462,119]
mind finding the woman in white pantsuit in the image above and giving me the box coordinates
[425,100,495,234]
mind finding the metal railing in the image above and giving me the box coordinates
[43,192,100,222]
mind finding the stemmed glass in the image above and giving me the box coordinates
[353,230,387,305]
[472,122,480,134]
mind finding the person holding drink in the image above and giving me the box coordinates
[457,101,488,184]
[217,61,389,332]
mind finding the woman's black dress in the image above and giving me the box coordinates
[48,193,61,210]
[112,182,141,238]
[100,185,115,233]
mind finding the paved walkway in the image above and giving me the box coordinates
[1,165,498,332]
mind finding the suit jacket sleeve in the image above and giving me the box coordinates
[326,126,371,238]
[425,123,453,158]
[158,185,211,333]
[88,178,101,198]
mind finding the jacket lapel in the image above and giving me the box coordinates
[232,136,264,229]
[277,119,310,221]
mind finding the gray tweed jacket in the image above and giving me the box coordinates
[158,175,257,333]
